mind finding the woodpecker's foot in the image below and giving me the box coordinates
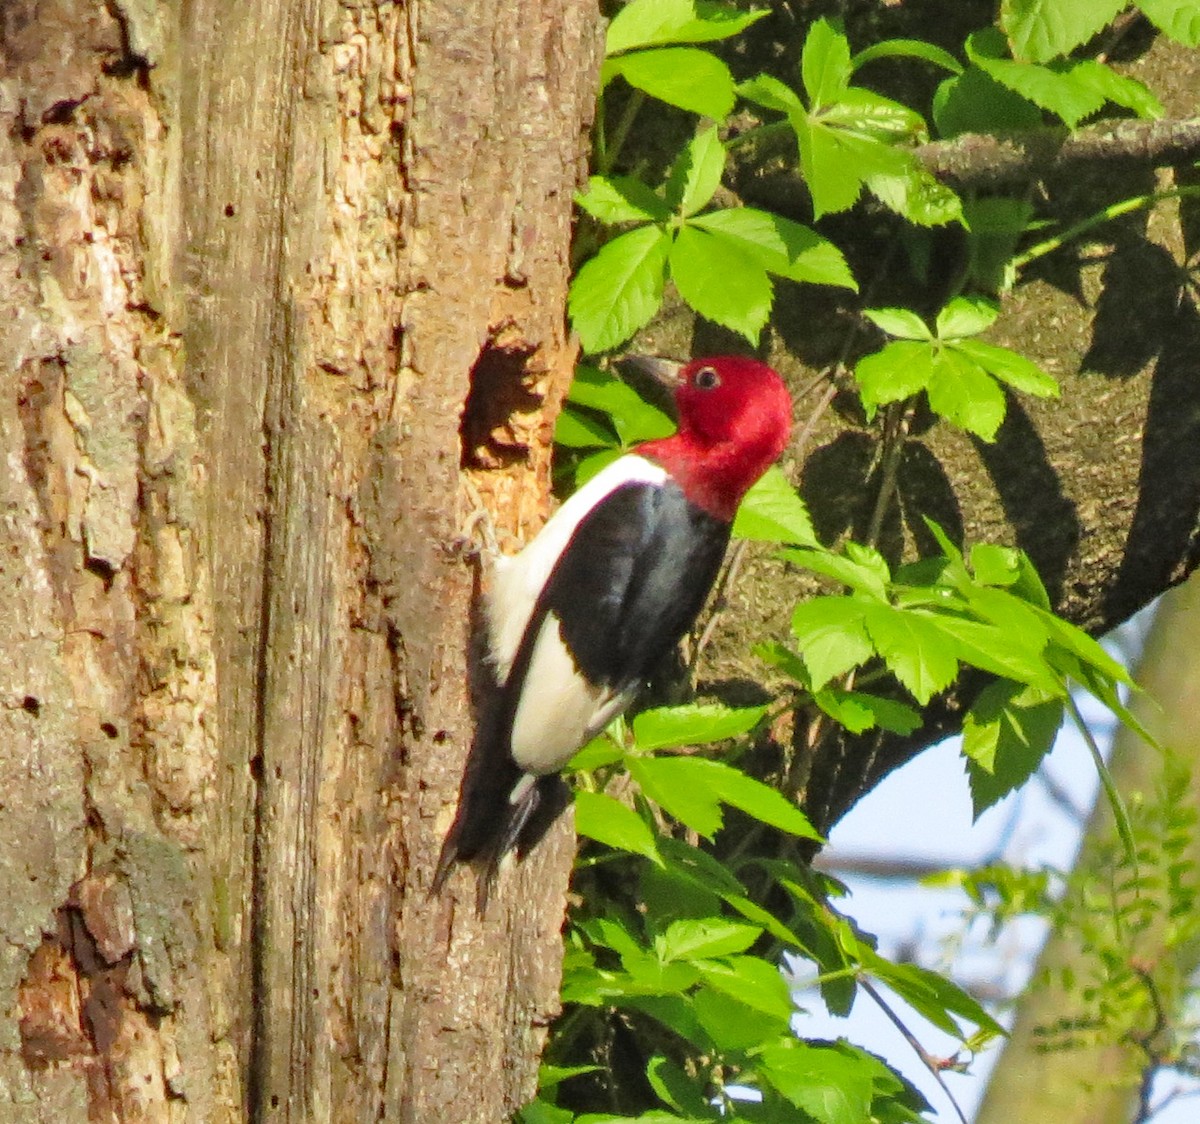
[447,476,502,563]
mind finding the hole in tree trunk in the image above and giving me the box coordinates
[460,338,540,470]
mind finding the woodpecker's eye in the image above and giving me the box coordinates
[693,366,721,390]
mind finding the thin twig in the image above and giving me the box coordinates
[601,90,646,175]
[860,977,971,1124]
[690,538,752,670]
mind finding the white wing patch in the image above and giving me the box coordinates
[509,611,635,774]
[486,454,667,682]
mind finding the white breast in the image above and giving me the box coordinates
[507,611,635,773]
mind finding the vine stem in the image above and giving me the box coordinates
[600,89,646,175]
[1012,184,1200,271]
[1065,692,1138,873]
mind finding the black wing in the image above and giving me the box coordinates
[539,480,730,691]
[434,480,729,898]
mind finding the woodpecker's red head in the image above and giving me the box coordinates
[633,355,793,521]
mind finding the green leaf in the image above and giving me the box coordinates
[756,1039,876,1124]
[802,18,853,109]
[645,1055,713,1119]
[737,73,806,117]
[574,790,662,863]
[814,688,922,735]
[605,47,736,118]
[571,447,623,487]
[784,543,890,600]
[795,119,861,217]
[951,339,1059,398]
[926,348,1007,441]
[570,225,670,354]
[921,612,1059,691]
[567,365,676,444]
[963,679,1065,816]
[861,602,959,704]
[981,59,1106,128]
[962,195,1036,292]
[1139,0,1200,46]
[665,126,726,217]
[791,596,876,689]
[1066,58,1163,118]
[697,956,795,1021]
[851,38,963,76]
[576,175,671,224]
[732,467,817,546]
[567,735,626,772]
[1000,0,1126,63]
[1035,606,1133,684]
[633,703,767,750]
[968,543,1021,587]
[609,1105,719,1123]
[631,756,821,840]
[863,307,932,340]
[555,405,617,449]
[935,296,999,339]
[863,949,1006,1039]
[694,987,782,1051]
[865,160,964,227]
[517,1098,577,1124]
[754,640,811,685]
[655,918,762,962]
[855,340,935,415]
[630,756,724,837]
[579,915,645,959]
[538,1063,603,1091]
[689,760,822,838]
[689,207,857,289]
[640,863,722,934]
[606,0,770,56]
[620,951,704,996]
[967,31,1112,125]
[932,67,1043,136]
[819,87,926,143]
[668,225,772,343]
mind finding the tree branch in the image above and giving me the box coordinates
[916,117,1200,189]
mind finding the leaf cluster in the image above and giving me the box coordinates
[536,0,1200,1117]
[522,703,1002,1123]
[1035,754,1200,1068]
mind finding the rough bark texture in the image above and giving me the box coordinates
[2,0,599,1120]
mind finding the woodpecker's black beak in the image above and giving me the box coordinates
[614,355,683,416]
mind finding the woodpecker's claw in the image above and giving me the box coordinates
[448,477,501,563]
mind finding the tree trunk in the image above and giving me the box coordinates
[2,1,599,1120]
[975,573,1200,1123]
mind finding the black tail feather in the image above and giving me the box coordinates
[433,759,571,903]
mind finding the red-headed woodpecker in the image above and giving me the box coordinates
[434,355,793,892]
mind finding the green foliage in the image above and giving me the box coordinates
[939,755,1200,1088]
[1038,755,1200,1052]
[538,0,1200,1117]
[856,296,1059,441]
[772,521,1133,811]
[571,126,855,352]
[522,713,1000,1122]
[740,19,961,225]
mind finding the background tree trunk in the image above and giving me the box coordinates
[975,573,1200,1124]
[2,0,599,1120]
